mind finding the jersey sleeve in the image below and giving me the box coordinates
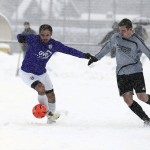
[54,41,85,58]
[137,37,150,60]
[17,34,36,45]
[95,34,116,60]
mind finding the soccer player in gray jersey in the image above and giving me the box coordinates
[88,18,150,126]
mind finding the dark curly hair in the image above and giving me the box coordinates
[39,24,53,33]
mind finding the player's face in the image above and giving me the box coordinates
[24,24,29,29]
[119,26,132,38]
[40,29,52,43]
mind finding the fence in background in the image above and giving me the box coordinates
[0,0,150,53]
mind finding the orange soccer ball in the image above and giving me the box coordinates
[32,104,47,118]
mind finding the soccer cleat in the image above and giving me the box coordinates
[47,118,56,124]
[144,119,150,127]
[47,112,60,124]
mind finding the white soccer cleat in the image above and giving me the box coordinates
[47,118,56,124]
[47,112,60,124]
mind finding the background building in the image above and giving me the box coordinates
[0,0,150,54]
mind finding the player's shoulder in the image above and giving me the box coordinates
[24,34,39,44]
[50,38,63,46]
[109,32,120,42]
[24,34,37,38]
[28,34,39,40]
[111,32,120,39]
[133,33,144,42]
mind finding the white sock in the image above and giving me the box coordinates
[38,95,49,111]
[48,103,56,113]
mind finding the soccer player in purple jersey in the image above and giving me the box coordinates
[17,24,93,124]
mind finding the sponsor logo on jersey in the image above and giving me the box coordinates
[36,50,52,59]
[117,44,131,54]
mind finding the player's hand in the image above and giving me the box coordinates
[84,53,93,59]
[88,56,98,66]
[18,36,26,43]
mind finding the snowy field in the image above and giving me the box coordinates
[0,51,150,150]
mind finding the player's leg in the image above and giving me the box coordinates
[40,73,60,123]
[133,72,150,104]
[122,92,134,106]
[40,73,56,112]
[20,70,50,112]
[123,92,149,122]
[136,92,150,103]
[133,72,150,125]
[31,80,59,123]
[117,74,150,124]
[45,89,55,111]
[23,72,55,113]
[136,92,150,126]
[20,70,60,123]
[31,80,49,110]
[20,70,59,123]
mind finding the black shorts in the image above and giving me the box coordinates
[117,72,146,96]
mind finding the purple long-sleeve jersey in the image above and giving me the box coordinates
[17,34,85,75]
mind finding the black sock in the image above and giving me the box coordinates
[146,95,150,104]
[129,100,149,121]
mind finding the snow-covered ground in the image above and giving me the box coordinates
[0,52,150,150]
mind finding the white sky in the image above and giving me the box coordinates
[0,52,150,150]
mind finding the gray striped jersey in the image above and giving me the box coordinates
[95,33,150,75]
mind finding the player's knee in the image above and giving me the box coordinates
[137,93,147,101]
[46,89,55,103]
[122,92,133,106]
[124,99,134,106]
[31,80,45,95]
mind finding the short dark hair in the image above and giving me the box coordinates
[39,24,53,33]
[24,21,30,25]
[118,18,132,29]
